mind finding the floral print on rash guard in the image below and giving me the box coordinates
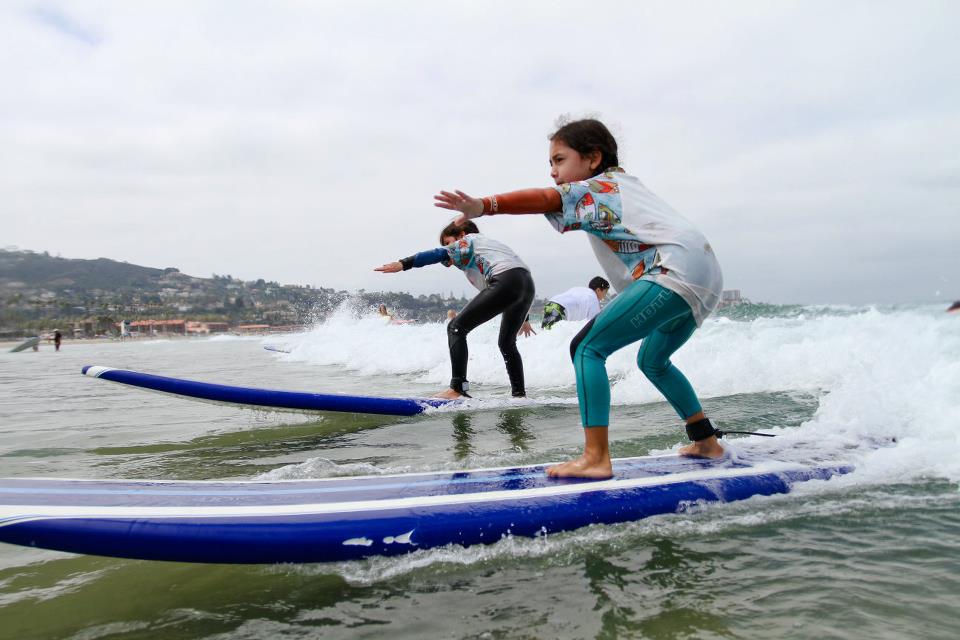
[438,234,529,291]
[544,169,723,326]
[444,235,489,291]
[548,175,665,281]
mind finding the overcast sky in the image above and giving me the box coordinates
[2,1,957,304]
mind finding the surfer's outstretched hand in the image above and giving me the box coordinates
[375,262,403,273]
[434,189,483,225]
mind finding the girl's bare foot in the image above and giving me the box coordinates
[433,388,464,400]
[546,455,613,479]
[546,427,613,478]
[678,436,724,459]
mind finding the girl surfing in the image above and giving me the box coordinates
[375,220,535,400]
[435,118,723,477]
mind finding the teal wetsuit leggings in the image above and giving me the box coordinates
[569,280,701,427]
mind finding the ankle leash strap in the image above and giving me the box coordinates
[685,418,717,441]
[685,418,777,441]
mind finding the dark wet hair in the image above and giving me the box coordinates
[550,118,619,176]
[439,220,480,245]
[588,276,610,291]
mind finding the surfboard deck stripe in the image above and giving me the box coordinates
[81,365,453,416]
[0,456,755,506]
[0,456,851,564]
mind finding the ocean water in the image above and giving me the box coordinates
[0,301,958,639]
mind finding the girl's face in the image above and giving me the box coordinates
[549,139,601,184]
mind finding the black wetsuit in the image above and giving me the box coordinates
[402,233,536,397]
[447,267,535,397]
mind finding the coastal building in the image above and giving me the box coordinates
[236,324,272,334]
[185,321,230,335]
[72,317,116,338]
[129,319,187,336]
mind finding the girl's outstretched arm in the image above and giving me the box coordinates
[435,188,562,225]
[375,248,449,274]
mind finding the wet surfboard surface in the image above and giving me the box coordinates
[0,454,850,564]
[81,365,453,416]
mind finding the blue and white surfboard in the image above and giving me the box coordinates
[81,365,453,416]
[0,454,850,564]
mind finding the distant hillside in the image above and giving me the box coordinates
[0,248,472,336]
[0,249,173,290]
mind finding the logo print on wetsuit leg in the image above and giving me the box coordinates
[629,290,671,329]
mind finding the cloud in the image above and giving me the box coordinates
[27,4,101,46]
[1,1,958,305]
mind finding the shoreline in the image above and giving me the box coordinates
[1,332,298,350]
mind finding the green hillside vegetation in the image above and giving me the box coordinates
[0,248,471,338]
[0,250,167,289]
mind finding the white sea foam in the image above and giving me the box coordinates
[768,305,960,485]
[661,305,960,485]
[255,458,386,480]
[207,334,262,342]
[249,302,960,580]
[267,301,960,485]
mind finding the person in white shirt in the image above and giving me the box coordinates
[542,276,610,329]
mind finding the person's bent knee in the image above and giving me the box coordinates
[637,343,670,380]
[639,359,669,381]
[447,321,467,340]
